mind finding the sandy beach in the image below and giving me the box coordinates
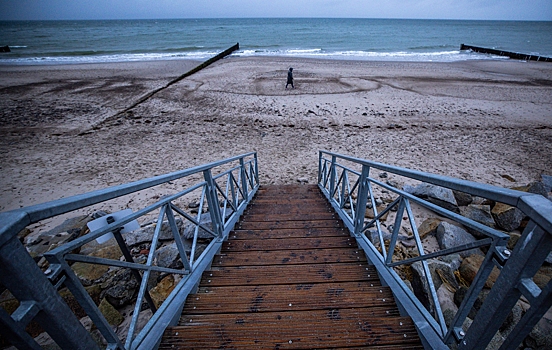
[1,57,551,214]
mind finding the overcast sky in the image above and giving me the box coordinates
[1,0,551,21]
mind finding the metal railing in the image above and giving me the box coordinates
[0,152,259,350]
[318,150,552,350]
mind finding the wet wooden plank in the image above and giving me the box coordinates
[221,236,356,251]
[211,248,366,267]
[229,227,349,240]
[203,263,378,286]
[244,204,333,215]
[236,219,344,230]
[182,282,396,314]
[162,312,420,349]
[241,212,338,222]
[178,307,402,325]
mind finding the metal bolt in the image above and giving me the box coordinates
[289,340,293,344]
[404,334,407,338]
[460,330,466,337]
[400,322,403,326]
[503,249,511,257]
[383,298,386,301]
[289,303,292,306]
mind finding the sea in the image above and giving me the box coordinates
[1,18,551,65]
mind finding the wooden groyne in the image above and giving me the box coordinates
[460,44,552,62]
[82,43,239,134]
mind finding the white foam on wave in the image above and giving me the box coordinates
[237,48,507,62]
[0,48,509,65]
[0,51,217,65]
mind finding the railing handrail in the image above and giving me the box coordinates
[0,152,256,246]
[320,150,552,233]
[0,152,259,350]
[318,150,552,350]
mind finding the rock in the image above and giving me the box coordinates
[418,218,441,239]
[501,174,516,182]
[379,172,388,178]
[514,181,549,198]
[297,177,308,184]
[436,222,482,257]
[437,284,458,327]
[188,201,201,209]
[459,254,500,288]
[98,298,124,326]
[25,215,93,259]
[150,274,177,308]
[525,306,552,349]
[153,243,185,269]
[100,269,139,307]
[460,204,495,228]
[492,202,524,232]
[364,205,389,221]
[453,190,473,207]
[403,183,459,213]
[92,210,109,219]
[507,231,521,251]
[411,257,461,315]
[534,265,552,289]
[125,218,185,246]
[386,180,400,188]
[71,243,124,285]
[182,211,225,239]
[116,309,153,344]
[542,174,552,192]
[367,230,410,244]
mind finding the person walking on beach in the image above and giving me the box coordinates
[286,67,294,89]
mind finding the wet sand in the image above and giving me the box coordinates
[1,57,551,214]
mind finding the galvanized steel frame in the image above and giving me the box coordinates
[0,152,259,350]
[318,150,552,350]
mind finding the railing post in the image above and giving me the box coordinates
[318,151,323,184]
[329,155,337,199]
[459,222,552,349]
[353,165,370,236]
[240,158,249,202]
[254,153,259,186]
[203,169,223,238]
[0,236,100,350]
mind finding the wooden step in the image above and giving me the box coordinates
[182,282,397,314]
[221,236,356,251]
[162,310,421,349]
[212,247,366,267]
[202,263,379,286]
[159,185,422,349]
[229,227,349,240]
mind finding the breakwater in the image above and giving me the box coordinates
[460,44,552,62]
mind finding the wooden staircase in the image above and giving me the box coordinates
[159,185,423,349]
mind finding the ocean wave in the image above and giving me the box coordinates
[0,51,217,65]
[236,48,507,62]
[0,48,509,65]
